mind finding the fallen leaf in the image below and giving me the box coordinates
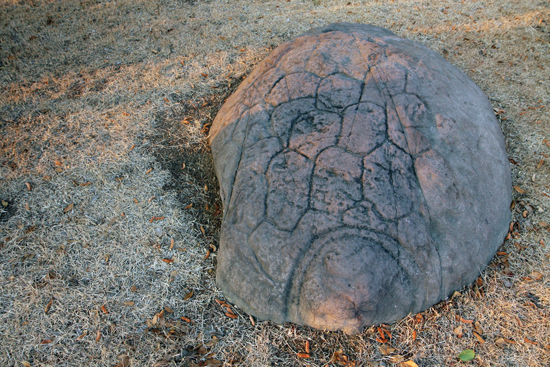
[454,325,463,337]
[64,203,74,213]
[200,225,206,235]
[249,315,256,326]
[181,316,192,323]
[201,73,208,77]
[225,312,238,319]
[170,238,174,250]
[21,361,31,367]
[45,298,53,314]
[205,359,222,367]
[41,339,52,344]
[524,337,538,345]
[388,355,404,364]
[514,185,526,194]
[458,349,475,361]
[400,361,419,367]
[164,306,173,313]
[305,340,310,354]
[101,305,109,314]
[184,291,194,300]
[162,258,174,263]
[380,344,396,355]
[185,203,193,209]
[118,354,130,367]
[123,301,135,306]
[205,335,220,347]
[25,182,32,191]
[460,317,474,324]
[130,285,137,292]
[528,271,543,280]
[537,159,544,169]
[204,250,210,260]
[473,331,485,343]
[170,270,177,277]
[495,337,506,348]
[474,321,483,335]
[96,330,101,342]
[297,353,310,358]
[412,330,417,340]
[215,299,226,305]
[76,330,87,340]
[1,200,7,207]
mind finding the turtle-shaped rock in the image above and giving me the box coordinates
[209,23,511,334]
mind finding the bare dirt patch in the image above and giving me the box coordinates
[1,0,549,366]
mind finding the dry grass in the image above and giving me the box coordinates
[1,0,549,366]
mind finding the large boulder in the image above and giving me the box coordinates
[209,23,511,334]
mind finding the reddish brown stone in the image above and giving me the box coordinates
[209,23,511,334]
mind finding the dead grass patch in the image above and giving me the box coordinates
[1,0,549,366]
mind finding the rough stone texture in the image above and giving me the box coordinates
[209,23,511,334]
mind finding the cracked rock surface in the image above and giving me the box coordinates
[209,23,511,334]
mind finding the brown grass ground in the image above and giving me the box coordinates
[1,0,549,366]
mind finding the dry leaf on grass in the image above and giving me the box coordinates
[495,337,507,348]
[474,321,483,335]
[76,331,87,341]
[380,344,396,355]
[44,298,53,314]
[115,354,130,367]
[473,331,485,344]
[514,185,526,194]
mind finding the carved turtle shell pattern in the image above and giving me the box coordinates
[209,23,511,334]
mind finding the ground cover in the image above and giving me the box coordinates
[1,0,549,366]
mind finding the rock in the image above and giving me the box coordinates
[209,23,511,334]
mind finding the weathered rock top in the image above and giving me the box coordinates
[209,23,511,334]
